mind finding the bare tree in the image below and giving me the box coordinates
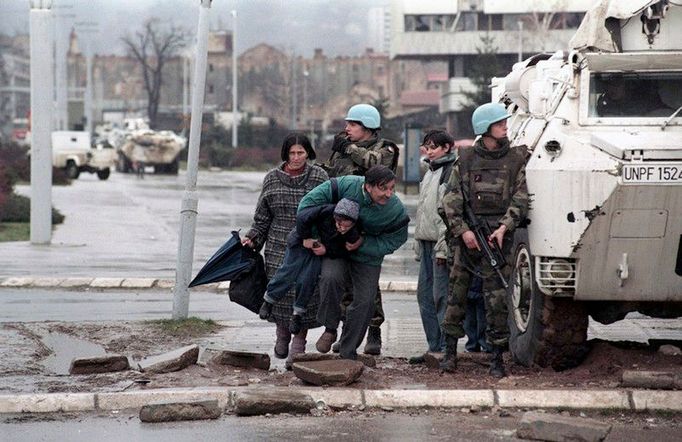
[122,19,188,128]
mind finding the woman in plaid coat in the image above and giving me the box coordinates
[242,133,328,367]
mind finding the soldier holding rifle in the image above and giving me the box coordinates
[440,103,529,378]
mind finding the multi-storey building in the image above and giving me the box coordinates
[390,0,592,137]
[0,35,30,136]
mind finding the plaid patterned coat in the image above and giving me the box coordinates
[246,162,328,328]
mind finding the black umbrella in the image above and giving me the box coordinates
[189,231,253,288]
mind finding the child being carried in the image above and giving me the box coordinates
[258,198,361,334]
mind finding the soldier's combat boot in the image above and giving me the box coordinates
[439,335,458,372]
[489,345,507,378]
[363,326,382,355]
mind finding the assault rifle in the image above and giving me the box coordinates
[461,189,509,289]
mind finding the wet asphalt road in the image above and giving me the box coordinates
[2,410,680,442]
[2,170,418,280]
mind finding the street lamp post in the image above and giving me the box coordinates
[517,20,524,62]
[231,9,238,148]
[172,0,212,320]
[29,0,54,245]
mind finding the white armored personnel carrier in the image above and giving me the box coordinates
[494,0,682,369]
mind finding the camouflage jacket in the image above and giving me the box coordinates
[324,136,398,177]
[441,138,529,241]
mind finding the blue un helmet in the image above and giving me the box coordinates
[471,103,511,136]
[345,104,381,130]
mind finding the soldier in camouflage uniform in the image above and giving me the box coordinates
[323,103,399,355]
[439,103,529,378]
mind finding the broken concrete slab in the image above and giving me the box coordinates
[517,411,612,442]
[658,344,681,356]
[290,352,376,368]
[212,350,270,370]
[292,359,364,386]
[424,352,444,369]
[233,389,315,416]
[155,279,175,289]
[69,355,130,375]
[139,400,222,422]
[622,370,681,390]
[137,345,199,374]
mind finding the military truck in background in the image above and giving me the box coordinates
[109,119,186,175]
[491,0,682,370]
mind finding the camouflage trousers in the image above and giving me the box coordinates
[441,240,513,347]
[340,286,384,328]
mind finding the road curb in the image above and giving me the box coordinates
[1,388,681,414]
[0,277,419,293]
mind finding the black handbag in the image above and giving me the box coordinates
[228,247,268,314]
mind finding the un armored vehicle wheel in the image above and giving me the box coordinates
[507,230,590,371]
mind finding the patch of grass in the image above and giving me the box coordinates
[0,222,29,242]
[147,317,220,337]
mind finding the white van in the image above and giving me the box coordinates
[51,131,115,180]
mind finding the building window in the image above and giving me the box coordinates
[405,15,456,32]
[455,12,478,31]
[209,63,214,72]
[208,84,214,94]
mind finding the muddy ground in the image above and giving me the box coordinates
[1,321,680,394]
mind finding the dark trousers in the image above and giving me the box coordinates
[463,277,490,352]
[317,257,382,360]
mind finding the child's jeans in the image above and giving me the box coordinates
[264,244,321,314]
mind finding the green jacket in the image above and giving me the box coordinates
[298,175,409,266]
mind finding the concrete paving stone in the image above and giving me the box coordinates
[631,390,682,411]
[211,350,270,370]
[297,388,364,409]
[90,278,124,288]
[32,277,65,287]
[97,388,230,411]
[139,400,222,422]
[517,411,612,442]
[233,388,315,416]
[658,344,681,356]
[217,281,230,290]
[69,355,130,375]
[137,344,199,373]
[155,279,175,289]
[0,277,33,287]
[387,281,417,291]
[292,360,364,386]
[0,393,95,413]
[121,278,157,288]
[496,390,630,410]
[59,277,94,288]
[378,280,390,291]
[364,390,494,408]
[291,352,376,368]
[621,370,680,390]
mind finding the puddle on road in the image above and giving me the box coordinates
[39,331,107,375]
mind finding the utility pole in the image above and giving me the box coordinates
[517,20,524,62]
[231,9,238,148]
[29,0,54,245]
[172,0,212,320]
[291,50,297,130]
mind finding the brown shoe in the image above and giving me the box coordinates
[316,330,337,353]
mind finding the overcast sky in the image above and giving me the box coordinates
[0,0,389,57]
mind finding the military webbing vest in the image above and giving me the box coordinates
[458,145,527,216]
[325,138,398,178]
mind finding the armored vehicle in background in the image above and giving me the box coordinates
[493,0,682,369]
[110,119,186,175]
